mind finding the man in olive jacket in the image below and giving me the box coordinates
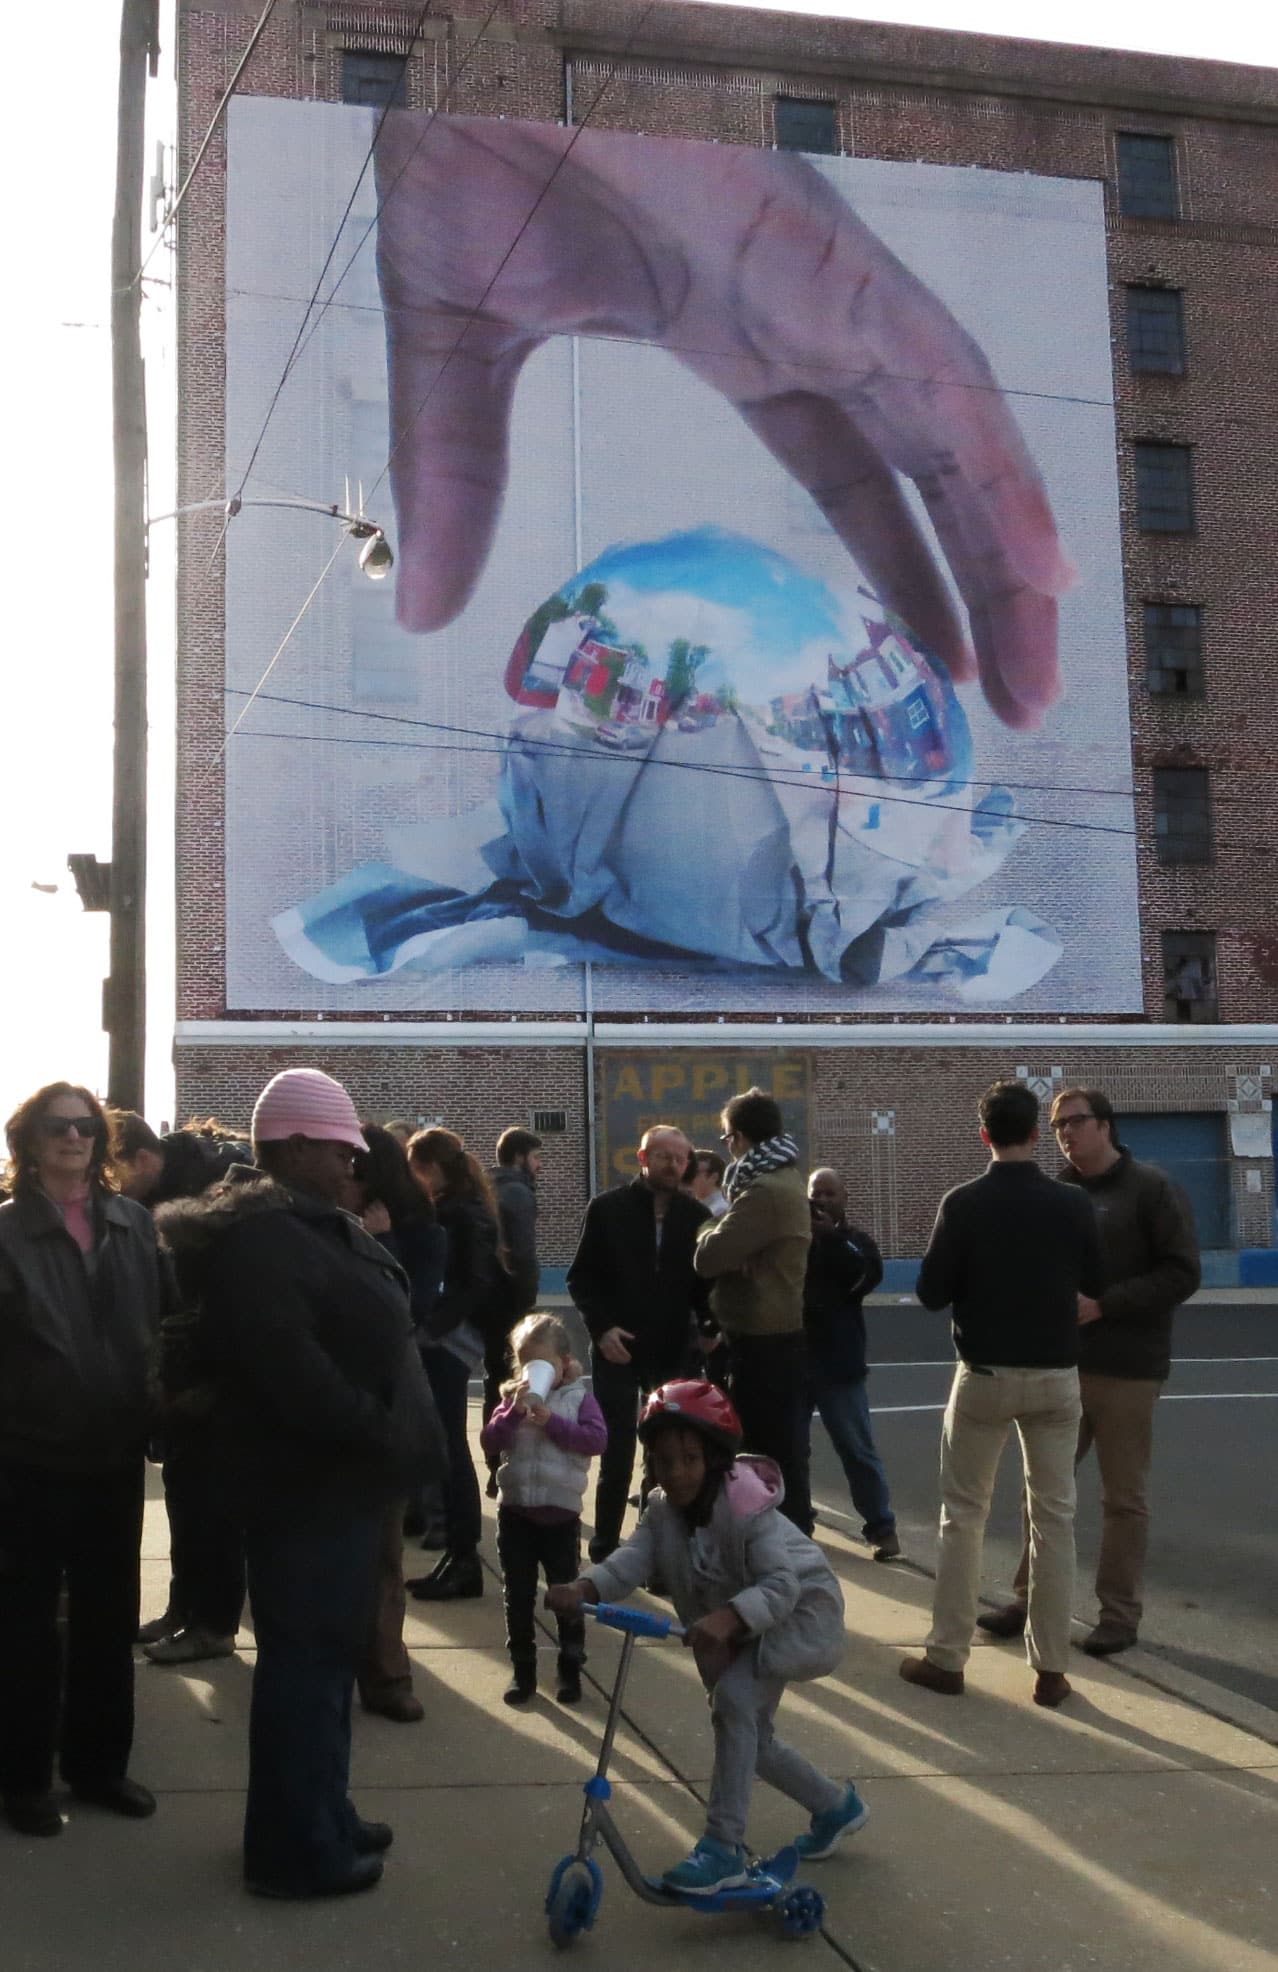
[693,1088,813,1531]
[981,1086,1201,1657]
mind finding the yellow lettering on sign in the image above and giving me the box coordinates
[612,1066,643,1101]
[651,1064,686,1104]
[734,1062,756,1094]
[614,1146,639,1177]
[773,1062,804,1100]
[693,1062,730,1102]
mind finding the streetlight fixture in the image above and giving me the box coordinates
[144,492,395,578]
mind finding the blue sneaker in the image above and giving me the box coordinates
[793,1784,869,1860]
[662,1837,750,1896]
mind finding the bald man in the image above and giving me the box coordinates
[804,1169,898,1561]
[568,1127,713,1561]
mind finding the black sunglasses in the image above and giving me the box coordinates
[40,1115,102,1140]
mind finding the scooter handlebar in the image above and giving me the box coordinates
[584,1600,685,1641]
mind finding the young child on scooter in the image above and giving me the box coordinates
[482,1314,607,1707]
[547,1380,867,1894]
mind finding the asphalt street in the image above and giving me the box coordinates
[815,1303,1278,1714]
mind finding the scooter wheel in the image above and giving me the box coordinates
[776,1883,824,1939]
[546,1856,603,1947]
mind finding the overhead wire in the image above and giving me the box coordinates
[222,688,1271,862]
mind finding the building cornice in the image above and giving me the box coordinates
[174,1020,1278,1051]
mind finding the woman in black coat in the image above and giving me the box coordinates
[405,1127,510,1601]
[0,1081,167,1837]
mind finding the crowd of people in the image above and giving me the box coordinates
[0,1067,1198,1901]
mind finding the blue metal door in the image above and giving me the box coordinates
[1118,1111,1232,1250]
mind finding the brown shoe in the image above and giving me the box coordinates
[1033,1671,1072,1709]
[363,1692,425,1724]
[899,1655,964,1696]
[1080,1623,1137,1658]
[976,1603,1027,1639]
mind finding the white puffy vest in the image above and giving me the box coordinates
[497,1378,592,1516]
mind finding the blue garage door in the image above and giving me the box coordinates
[1118,1111,1232,1250]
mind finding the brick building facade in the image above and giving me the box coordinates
[174,0,1278,1271]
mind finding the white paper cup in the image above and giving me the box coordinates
[523,1359,556,1402]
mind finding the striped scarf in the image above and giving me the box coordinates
[723,1133,800,1203]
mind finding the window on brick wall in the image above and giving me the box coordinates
[1161,930,1218,1022]
[1117,133,1179,220]
[1144,603,1204,697]
[341,50,408,107]
[1153,765,1213,864]
[1135,442,1195,532]
[1126,287,1186,375]
[774,97,839,154]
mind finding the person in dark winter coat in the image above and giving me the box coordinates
[157,1068,438,1901]
[109,1111,254,1670]
[567,1125,711,1561]
[0,1082,167,1839]
[980,1086,1200,1658]
[803,1169,898,1561]
[483,1128,543,1493]
[405,1127,510,1602]
[348,1125,447,1724]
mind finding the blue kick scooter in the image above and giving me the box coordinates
[544,1602,825,1946]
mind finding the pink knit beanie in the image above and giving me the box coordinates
[250,1068,368,1152]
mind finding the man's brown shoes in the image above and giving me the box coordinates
[898,1655,964,1696]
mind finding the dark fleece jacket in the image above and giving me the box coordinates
[157,1168,439,1513]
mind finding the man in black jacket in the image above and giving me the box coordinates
[899,1081,1104,1710]
[804,1168,897,1560]
[483,1128,543,1494]
[157,1068,437,1901]
[980,1086,1200,1657]
[567,1126,710,1561]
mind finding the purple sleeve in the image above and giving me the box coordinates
[544,1391,608,1457]
[480,1397,523,1456]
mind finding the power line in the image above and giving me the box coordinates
[365,2,662,511]
[227,0,440,514]
[225,719,1278,867]
[282,0,508,386]
[229,686,1140,804]
[127,0,282,295]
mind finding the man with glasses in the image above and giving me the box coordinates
[980,1087,1200,1658]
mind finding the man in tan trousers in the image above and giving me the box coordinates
[980,1087,1200,1657]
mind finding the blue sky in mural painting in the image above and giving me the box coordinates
[560,527,860,702]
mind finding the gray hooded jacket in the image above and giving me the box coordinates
[585,1454,845,1683]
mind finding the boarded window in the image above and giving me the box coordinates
[1135,443,1195,532]
[1117,133,1179,220]
[1127,287,1186,375]
[1144,604,1204,697]
[775,98,838,154]
[1153,766,1213,864]
[341,51,408,108]
[1162,931,1218,1022]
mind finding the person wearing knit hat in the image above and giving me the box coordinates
[155,1066,440,1901]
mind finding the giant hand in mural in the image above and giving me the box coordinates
[374,114,1069,730]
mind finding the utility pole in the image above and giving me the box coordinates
[107,0,159,1111]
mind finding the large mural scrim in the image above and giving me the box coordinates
[223,101,1142,1014]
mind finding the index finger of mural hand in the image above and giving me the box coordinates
[738,392,972,683]
[385,323,540,633]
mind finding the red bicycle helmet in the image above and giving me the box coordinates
[637,1379,742,1453]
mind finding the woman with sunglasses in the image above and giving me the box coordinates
[0,1081,169,1838]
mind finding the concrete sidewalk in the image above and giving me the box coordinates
[4,1447,1276,1972]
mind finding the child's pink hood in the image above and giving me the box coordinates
[724,1453,785,1521]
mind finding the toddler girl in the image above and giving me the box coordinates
[548,1379,866,1894]
[481,1314,607,1706]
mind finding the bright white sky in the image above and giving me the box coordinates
[0,0,1274,1128]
